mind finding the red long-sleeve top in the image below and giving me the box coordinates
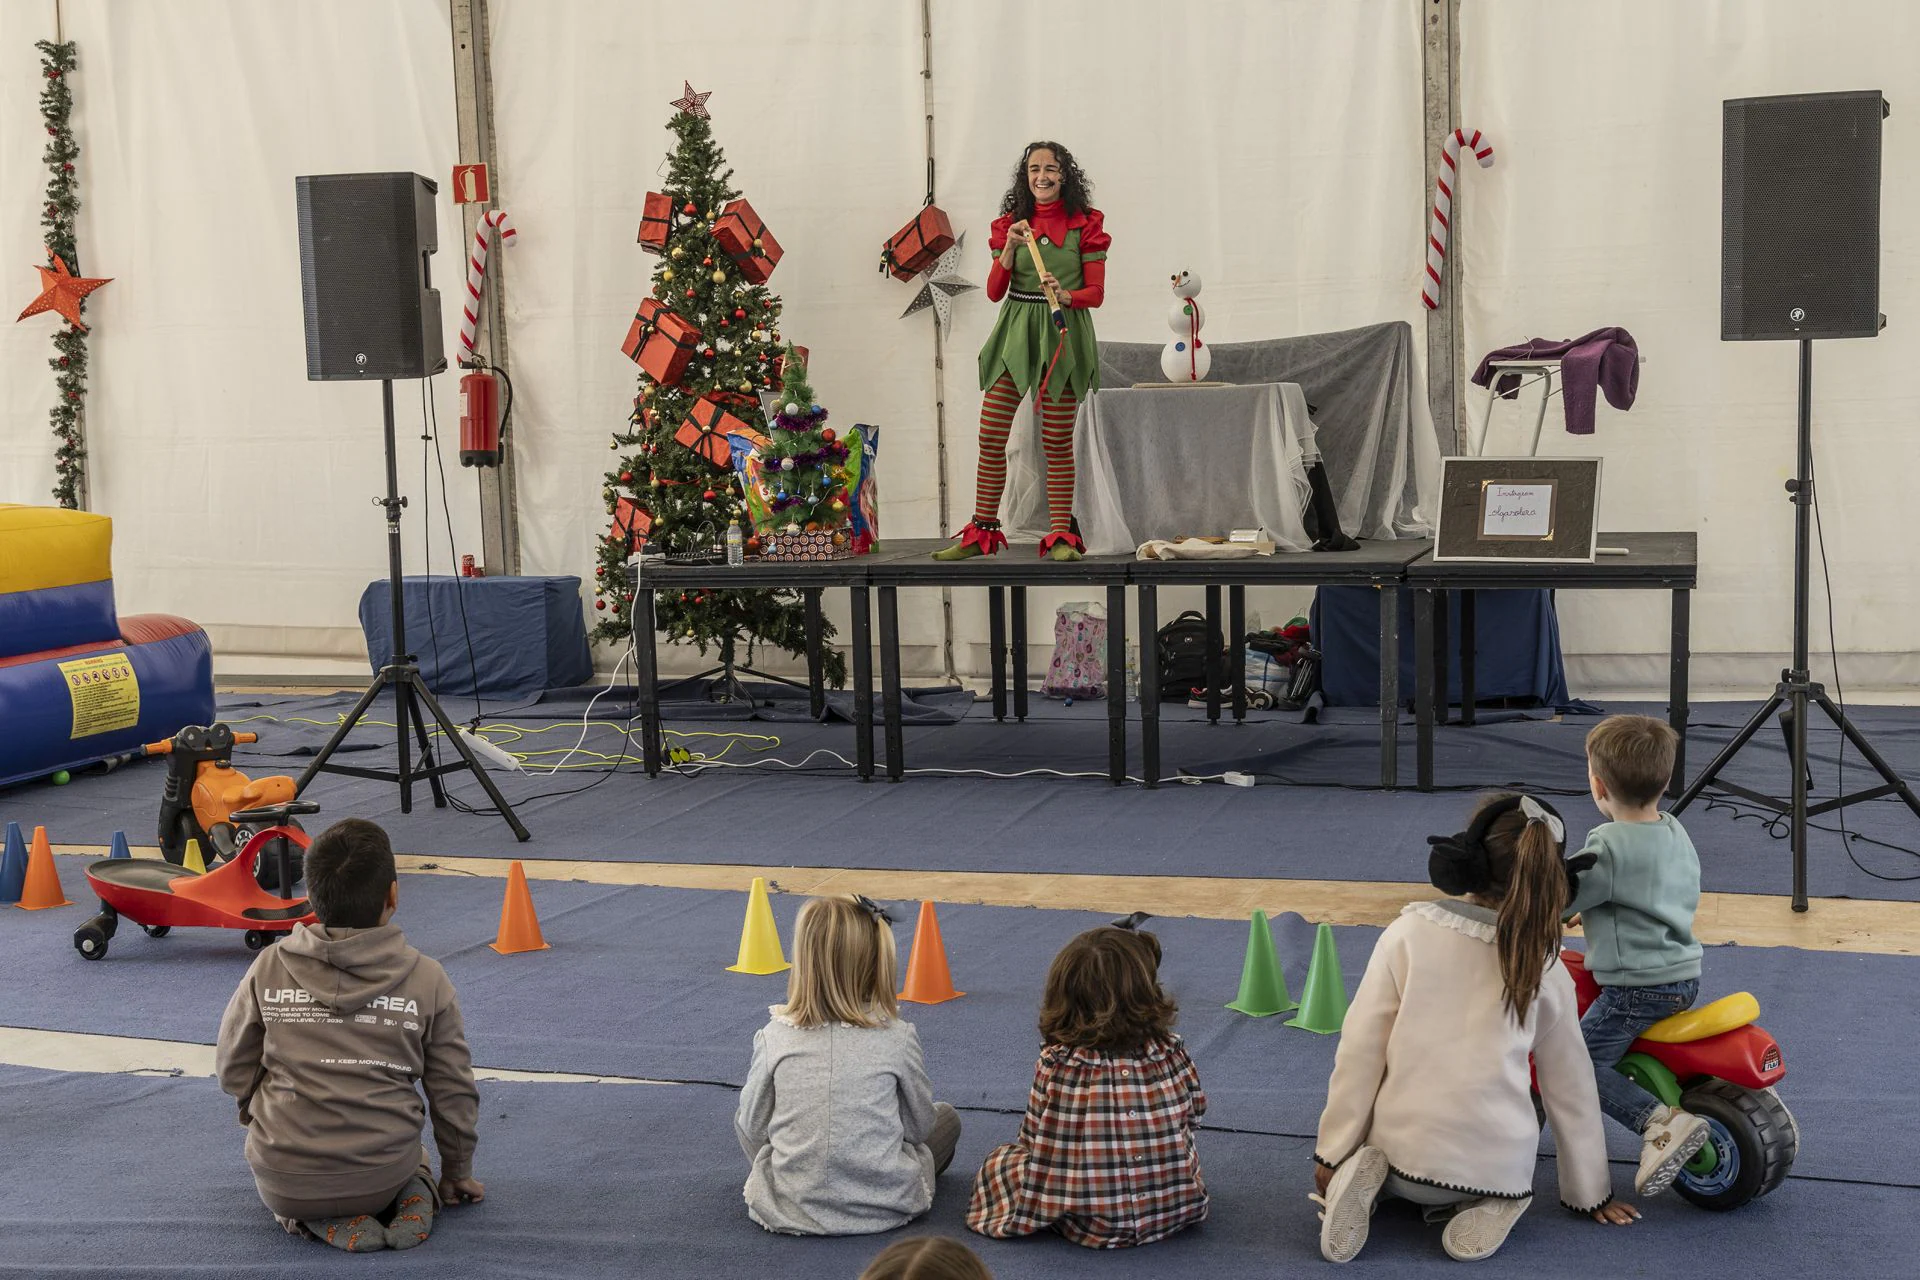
[985,202,1109,309]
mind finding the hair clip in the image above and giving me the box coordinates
[1519,795,1566,844]
[1110,911,1153,931]
[852,894,894,925]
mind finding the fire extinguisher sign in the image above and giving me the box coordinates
[453,163,490,205]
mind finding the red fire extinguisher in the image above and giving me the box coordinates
[459,365,507,467]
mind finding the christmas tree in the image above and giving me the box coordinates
[595,89,845,686]
[758,343,855,536]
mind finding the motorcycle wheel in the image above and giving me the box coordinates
[1673,1078,1798,1211]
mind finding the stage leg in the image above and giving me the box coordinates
[988,586,1007,722]
[1011,586,1030,721]
[1139,584,1161,788]
[1416,589,1435,791]
[1432,588,1450,728]
[850,585,874,782]
[879,586,904,782]
[1229,586,1247,723]
[1204,585,1223,723]
[1459,589,1477,727]
[1669,587,1690,798]
[804,588,826,720]
[633,588,662,777]
[1380,585,1399,789]
[1107,583,1127,785]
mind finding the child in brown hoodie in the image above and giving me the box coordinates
[216,818,482,1251]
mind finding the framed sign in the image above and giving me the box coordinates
[1433,456,1602,562]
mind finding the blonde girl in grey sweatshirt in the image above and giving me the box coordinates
[735,895,961,1235]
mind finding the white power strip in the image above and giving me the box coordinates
[458,727,522,772]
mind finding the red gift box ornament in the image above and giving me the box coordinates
[628,299,702,386]
[713,198,783,285]
[612,497,653,550]
[879,205,956,281]
[676,394,752,468]
[637,191,672,254]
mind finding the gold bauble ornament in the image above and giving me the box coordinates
[670,245,686,261]
[739,380,753,393]
[662,267,674,282]
[710,268,726,284]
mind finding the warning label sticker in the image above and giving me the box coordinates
[57,651,141,739]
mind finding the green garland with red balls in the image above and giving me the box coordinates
[37,39,91,510]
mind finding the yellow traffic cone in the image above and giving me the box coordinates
[727,876,790,975]
[182,838,208,875]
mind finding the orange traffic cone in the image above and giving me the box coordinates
[17,825,72,911]
[898,901,964,1005]
[488,861,550,955]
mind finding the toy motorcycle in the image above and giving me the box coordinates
[146,723,302,892]
[1562,949,1799,1210]
[75,801,318,961]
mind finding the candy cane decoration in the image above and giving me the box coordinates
[1422,129,1493,309]
[459,209,516,361]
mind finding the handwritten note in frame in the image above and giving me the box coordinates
[1435,457,1600,562]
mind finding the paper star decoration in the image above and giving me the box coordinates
[17,254,111,331]
[899,232,979,338]
[670,81,713,119]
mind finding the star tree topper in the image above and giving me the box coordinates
[17,254,111,331]
[670,80,713,119]
[899,232,979,339]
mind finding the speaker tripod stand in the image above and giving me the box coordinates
[1670,340,1919,910]
[295,380,530,842]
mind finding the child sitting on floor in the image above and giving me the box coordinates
[735,894,961,1235]
[860,1235,995,1279]
[215,818,482,1251]
[1311,794,1636,1264]
[967,921,1208,1248]
[1569,714,1711,1194]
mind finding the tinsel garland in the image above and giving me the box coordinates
[37,39,89,509]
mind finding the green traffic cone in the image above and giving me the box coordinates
[1286,922,1350,1034]
[1226,910,1296,1016]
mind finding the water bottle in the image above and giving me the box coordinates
[726,523,744,567]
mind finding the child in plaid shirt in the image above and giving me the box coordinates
[966,922,1208,1249]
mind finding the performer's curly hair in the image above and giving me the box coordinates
[1000,141,1094,222]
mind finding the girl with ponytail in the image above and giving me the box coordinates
[1308,794,1639,1265]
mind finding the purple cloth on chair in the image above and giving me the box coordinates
[1471,327,1639,436]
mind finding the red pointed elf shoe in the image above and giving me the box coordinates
[1038,529,1085,562]
[932,517,1008,560]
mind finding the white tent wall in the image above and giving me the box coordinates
[0,0,476,676]
[0,6,58,504]
[1459,0,1920,696]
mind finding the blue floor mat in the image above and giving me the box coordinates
[6,694,1920,901]
[8,864,1912,1187]
[0,1064,1908,1279]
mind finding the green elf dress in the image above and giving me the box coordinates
[942,203,1110,560]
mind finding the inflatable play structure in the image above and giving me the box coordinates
[0,505,214,790]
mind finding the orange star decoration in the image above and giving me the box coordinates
[17,254,111,330]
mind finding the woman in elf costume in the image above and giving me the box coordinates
[935,141,1109,562]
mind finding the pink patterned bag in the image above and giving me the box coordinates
[1042,602,1107,700]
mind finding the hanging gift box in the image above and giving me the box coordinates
[620,297,666,362]
[879,205,955,281]
[637,191,672,254]
[713,198,783,284]
[634,302,702,386]
[612,496,653,550]
[676,394,753,467]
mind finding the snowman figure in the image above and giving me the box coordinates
[1160,270,1210,382]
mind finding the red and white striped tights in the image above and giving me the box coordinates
[971,373,1076,535]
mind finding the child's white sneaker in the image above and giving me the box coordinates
[1441,1194,1531,1261]
[1312,1146,1389,1263]
[1636,1106,1710,1195]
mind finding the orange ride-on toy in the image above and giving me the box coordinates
[1562,948,1799,1210]
[74,802,319,960]
[147,723,303,892]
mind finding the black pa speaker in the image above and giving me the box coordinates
[296,172,445,379]
[1723,91,1887,341]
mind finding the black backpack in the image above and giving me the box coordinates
[1155,611,1217,699]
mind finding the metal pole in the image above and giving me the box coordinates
[450,0,521,574]
[1421,0,1465,451]
[922,0,958,683]
[1789,339,1814,910]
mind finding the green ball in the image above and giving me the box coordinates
[51,770,71,785]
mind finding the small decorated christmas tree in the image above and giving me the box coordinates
[758,345,854,548]
[595,87,843,685]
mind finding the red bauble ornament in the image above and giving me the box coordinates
[682,201,697,215]
[702,489,716,501]
[595,599,606,610]
[702,256,712,266]
[595,565,606,577]
[61,163,73,173]
[685,288,695,298]
[820,427,836,443]
[619,471,633,483]
[733,308,746,318]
